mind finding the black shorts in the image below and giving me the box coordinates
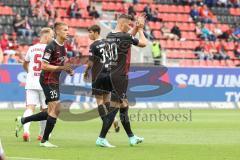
[40,81,60,104]
[110,75,128,102]
[92,73,112,96]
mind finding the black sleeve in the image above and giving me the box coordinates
[128,34,139,46]
[42,43,54,63]
[88,44,95,62]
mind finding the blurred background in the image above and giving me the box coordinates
[0,0,239,109]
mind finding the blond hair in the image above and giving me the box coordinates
[40,27,53,36]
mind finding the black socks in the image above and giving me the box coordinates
[41,116,56,143]
[98,104,107,120]
[99,107,119,138]
[120,107,134,137]
[21,111,48,124]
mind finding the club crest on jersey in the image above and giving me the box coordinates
[44,52,51,59]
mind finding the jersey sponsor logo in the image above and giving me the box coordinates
[175,74,240,88]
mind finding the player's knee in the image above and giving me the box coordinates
[103,94,110,102]
[48,101,58,108]
[95,95,104,105]
[96,100,104,106]
[121,99,128,108]
[47,101,60,115]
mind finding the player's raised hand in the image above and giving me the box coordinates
[136,13,146,29]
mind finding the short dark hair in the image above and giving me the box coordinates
[88,25,101,34]
[54,22,67,31]
[118,14,133,21]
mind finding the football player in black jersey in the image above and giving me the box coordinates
[39,22,74,147]
[84,25,120,147]
[97,14,147,147]
[16,22,74,148]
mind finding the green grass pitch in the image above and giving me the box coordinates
[1,109,240,160]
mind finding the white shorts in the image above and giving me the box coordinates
[26,89,47,109]
[0,141,4,156]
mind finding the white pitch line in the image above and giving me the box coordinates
[7,157,57,160]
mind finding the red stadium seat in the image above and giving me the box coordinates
[68,28,76,36]
[53,0,61,8]
[84,19,95,28]
[155,22,161,29]
[160,5,169,12]
[160,40,167,48]
[189,23,196,31]
[213,60,220,66]
[183,53,195,59]
[59,1,71,9]
[181,41,193,49]
[102,2,109,10]
[82,10,91,19]
[78,1,87,9]
[173,41,181,49]
[176,6,184,13]
[192,60,200,66]
[179,23,188,31]
[234,60,240,66]
[153,30,162,39]
[230,8,240,16]
[1,6,13,15]
[220,60,226,66]
[180,60,192,67]
[227,51,235,59]
[226,60,234,67]
[62,18,71,27]
[115,3,124,11]
[188,32,197,40]
[183,6,190,13]
[57,9,67,18]
[169,5,177,13]
[148,22,156,30]
[206,60,213,66]
[135,4,145,12]
[199,60,207,66]
[30,0,37,5]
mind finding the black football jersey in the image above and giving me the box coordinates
[40,40,67,84]
[106,32,139,75]
[89,39,110,81]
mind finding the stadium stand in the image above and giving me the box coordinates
[0,0,239,67]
